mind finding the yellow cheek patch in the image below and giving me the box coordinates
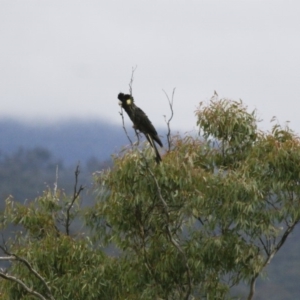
[126,99,132,105]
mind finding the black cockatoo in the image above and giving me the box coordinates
[118,93,163,163]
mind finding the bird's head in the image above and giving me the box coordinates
[118,93,134,108]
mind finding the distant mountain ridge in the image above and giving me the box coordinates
[0,118,135,164]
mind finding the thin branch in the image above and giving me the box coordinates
[163,88,176,151]
[247,219,299,300]
[129,66,137,96]
[192,214,204,226]
[143,160,192,300]
[265,237,270,255]
[137,220,159,285]
[0,246,54,300]
[120,66,142,146]
[0,272,49,300]
[258,237,269,255]
[229,270,242,288]
[265,198,280,211]
[119,108,133,146]
[66,164,84,236]
[272,219,298,254]
[133,127,141,145]
[130,67,140,145]
[0,256,15,261]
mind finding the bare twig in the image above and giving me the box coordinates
[0,246,55,300]
[119,108,133,146]
[129,66,137,96]
[163,88,176,151]
[129,66,141,145]
[119,66,139,146]
[65,164,84,236]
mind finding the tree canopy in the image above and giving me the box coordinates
[1,94,300,299]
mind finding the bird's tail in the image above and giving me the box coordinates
[146,134,162,164]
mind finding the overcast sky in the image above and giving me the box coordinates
[1,1,300,132]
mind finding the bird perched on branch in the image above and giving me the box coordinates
[118,93,163,163]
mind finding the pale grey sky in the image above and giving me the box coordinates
[1,1,300,132]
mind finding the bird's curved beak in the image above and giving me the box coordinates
[118,101,122,106]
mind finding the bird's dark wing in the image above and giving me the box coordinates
[129,105,163,147]
[131,105,157,135]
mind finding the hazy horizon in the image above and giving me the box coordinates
[1,1,300,132]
